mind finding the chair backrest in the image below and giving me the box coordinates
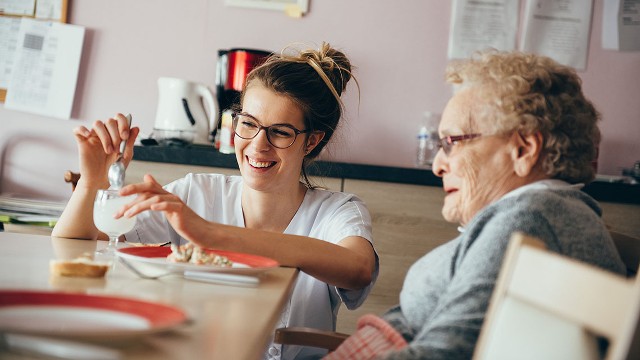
[610,230,640,277]
[473,232,640,360]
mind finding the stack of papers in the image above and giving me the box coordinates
[0,194,66,226]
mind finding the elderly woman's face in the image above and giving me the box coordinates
[432,88,523,226]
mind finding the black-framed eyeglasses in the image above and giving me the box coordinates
[437,134,482,155]
[232,112,311,149]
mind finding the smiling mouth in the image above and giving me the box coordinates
[248,157,276,169]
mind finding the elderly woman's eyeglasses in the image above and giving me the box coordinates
[437,134,482,155]
[232,112,311,149]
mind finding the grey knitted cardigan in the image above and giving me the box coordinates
[378,185,626,360]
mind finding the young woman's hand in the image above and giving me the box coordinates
[72,113,139,189]
[118,174,208,244]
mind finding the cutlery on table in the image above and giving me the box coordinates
[118,256,178,279]
[118,256,260,287]
[184,270,260,287]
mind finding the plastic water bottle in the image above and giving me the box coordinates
[416,111,440,168]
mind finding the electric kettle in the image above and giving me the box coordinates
[154,77,219,144]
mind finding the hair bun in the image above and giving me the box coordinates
[300,42,352,94]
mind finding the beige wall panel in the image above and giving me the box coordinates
[600,201,640,239]
[338,179,458,334]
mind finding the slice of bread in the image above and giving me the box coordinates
[50,255,110,278]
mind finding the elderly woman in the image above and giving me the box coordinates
[325,50,626,359]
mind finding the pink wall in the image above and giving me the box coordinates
[1,0,638,200]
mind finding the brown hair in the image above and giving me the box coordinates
[241,42,358,187]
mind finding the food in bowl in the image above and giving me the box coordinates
[168,243,233,267]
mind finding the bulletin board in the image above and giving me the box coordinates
[0,0,69,102]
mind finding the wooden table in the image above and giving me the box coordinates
[0,232,298,360]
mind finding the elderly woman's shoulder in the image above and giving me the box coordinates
[468,186,603,235]
[463,187,606,255]
[506,187,601,215]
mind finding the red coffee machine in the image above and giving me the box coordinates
[215,48,272,118]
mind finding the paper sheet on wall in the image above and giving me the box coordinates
[448,0,519,59]
[0,0,35,16]
[4,18,84,119]
[35,0,63,20]
[520,0,593,69]
[602,0,640,51]
[0,16,21,88]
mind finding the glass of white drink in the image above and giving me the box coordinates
[93,189,137,256]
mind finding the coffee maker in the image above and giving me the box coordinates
[215,48,272,133]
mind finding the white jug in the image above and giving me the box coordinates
[154,77,219,144]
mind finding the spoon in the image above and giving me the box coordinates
[108,114,132,190]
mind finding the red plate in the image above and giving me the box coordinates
[117,247,279,275]
[0,290,187,338]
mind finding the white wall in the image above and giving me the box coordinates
[1,0,639,200]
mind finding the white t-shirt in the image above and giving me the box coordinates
[124,173,378,360]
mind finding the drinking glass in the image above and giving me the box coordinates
[93,189,137,256]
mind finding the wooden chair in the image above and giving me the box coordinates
[273,327,349,352]
[473,232,640,360]
[64,170,80,191]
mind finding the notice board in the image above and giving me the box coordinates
[0,0,69,103]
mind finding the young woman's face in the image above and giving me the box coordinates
[235,83,322,194]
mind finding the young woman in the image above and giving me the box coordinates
[52,42,378,360]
